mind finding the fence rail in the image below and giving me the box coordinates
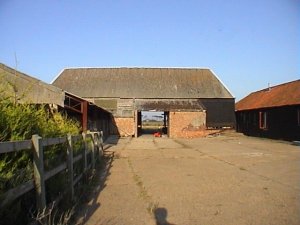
[0,131,104,210]
[0,140,32,153]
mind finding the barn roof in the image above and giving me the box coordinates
[52,68,233,99]
[0,63,65,106]
[236,80,300,111]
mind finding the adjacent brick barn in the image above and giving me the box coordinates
[236,80,300,141]
[52,68,235,138]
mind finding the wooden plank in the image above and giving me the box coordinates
[67,134,74,200]
[85,133,92,139]
[74,174,83,186]
[73,154,82,164]
[0,140,32,154]
[87,164,92,170]
[0,180,34,208]
[72,135,82,142]
[64,105,82,114]
[99,131,104,156]
[90,133,95,169]
[41,137,66,147]
[82,133,87,173]
[44,162,67,181]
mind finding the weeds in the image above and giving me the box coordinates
[127,158,160,216]
[147,201,159,214]
[31,201,75,225]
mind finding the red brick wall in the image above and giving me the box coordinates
[111,112,213,138]
[111,117,134,137]
[169,111,207,138]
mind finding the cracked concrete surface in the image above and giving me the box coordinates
[75,131,300,225]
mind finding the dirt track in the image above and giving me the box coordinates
[75,132,300,225]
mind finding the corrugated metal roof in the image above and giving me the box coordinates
[52,68,233,99]
[236,80,300,111]
[0,63,65,106]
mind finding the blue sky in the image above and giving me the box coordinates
[0,0,299,101]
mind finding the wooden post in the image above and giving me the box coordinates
[67,134,74,200]
[32,134,46,210]
[82,133,87,173]
[99,131,104,156]
[82,101,88,132]
[89,132,95,169]
[134,110,138,138]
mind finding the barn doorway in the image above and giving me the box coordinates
[137,111,169,137]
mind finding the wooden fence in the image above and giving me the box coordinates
[0,131,104,211]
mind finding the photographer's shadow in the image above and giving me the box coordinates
[154,208,175,225]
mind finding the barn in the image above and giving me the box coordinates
[52,68,235,138]
[236,80,300,141]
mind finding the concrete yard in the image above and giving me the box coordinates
[75,131,300,225]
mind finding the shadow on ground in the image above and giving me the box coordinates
[74,136,120,225]
[154,207,176,225]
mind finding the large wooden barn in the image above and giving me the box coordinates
[236,80,300,141]
[52,68,235,138]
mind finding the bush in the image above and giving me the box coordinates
[0,71,81,224]
[0,99,80,191]
[0,101,80,141]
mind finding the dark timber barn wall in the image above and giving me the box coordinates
[236,80,300,141]
[200,98,235,128]
[52,68,235,138]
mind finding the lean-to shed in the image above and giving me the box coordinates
[0,63,111,135]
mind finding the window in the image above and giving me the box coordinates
[259,111,268,129]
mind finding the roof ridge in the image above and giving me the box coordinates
[252,79,300,94]
[236,79,300,111]
[62,66,212,70]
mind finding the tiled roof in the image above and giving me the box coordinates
[236,80,300,111]
[52,68,233,99]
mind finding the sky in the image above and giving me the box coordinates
[0,0,299,101]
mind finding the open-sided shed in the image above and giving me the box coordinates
[0,63,111,135]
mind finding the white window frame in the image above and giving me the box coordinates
[259,111,268,130]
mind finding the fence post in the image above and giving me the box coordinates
[67,134,74,200]
[94,132,100,159]
[32,134,46,211]
[89,132,95,170]
[99,131,104,157]
[82,133,87,173]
